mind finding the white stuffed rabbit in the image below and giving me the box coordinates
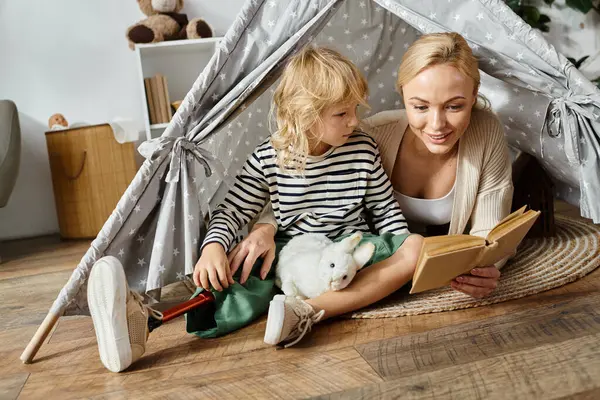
[275,232,375,299]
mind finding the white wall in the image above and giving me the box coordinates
[0,0,245,240]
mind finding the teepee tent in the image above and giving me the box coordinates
[21,0,600,363]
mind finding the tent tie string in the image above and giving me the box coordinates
[166,136,217,183]
[139,135,229,217]
[547,93,600,164]
[138,135,225,183]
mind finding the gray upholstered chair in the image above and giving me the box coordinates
[0,100,21,208]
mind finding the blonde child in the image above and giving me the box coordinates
[86,46,423,373]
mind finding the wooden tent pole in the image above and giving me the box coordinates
[20,308,63,364]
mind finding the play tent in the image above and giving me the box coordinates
[21,0,600,363]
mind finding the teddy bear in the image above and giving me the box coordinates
[126,0,213,50]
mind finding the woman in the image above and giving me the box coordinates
[229,32,513,299]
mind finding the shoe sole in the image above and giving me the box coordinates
[264,294,286,345]
[87,256,132,373]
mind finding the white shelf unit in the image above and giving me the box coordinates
[135,37,222,141]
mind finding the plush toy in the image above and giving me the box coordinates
[126,0,213,50]
[275,232,375,299]
[48,113,69,130]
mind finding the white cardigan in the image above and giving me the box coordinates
[364,108,514,238]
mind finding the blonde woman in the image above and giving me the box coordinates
[85,46,423,372]
[236,32,513,300]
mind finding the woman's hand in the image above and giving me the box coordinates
[228,223,277,284]
[451,266,501,298]
[193,242,234,291]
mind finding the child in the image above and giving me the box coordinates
[86,46,423,373]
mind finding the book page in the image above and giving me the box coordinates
[423,235,485,257]
[478,210,540,266]
[487,205,527,240]
[486,209,540,244]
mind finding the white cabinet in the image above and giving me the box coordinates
[134,37,222,141]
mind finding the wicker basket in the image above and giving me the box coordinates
[45,124,137,239]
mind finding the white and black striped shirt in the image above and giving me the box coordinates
[203,132,409,251]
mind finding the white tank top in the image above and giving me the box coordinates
[394,184,455,233]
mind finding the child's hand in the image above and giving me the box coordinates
[193,243,235,292]
[451,266,501,298]
[228,223,277,284]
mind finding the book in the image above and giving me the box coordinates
[410,206,541,294]
[149,75,163,124]
[162,75,173,120]
[144,78,158,125]
[154,74,168,123]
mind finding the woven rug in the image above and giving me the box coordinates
[351,215,600,319]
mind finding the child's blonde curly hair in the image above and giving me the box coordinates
[270,46,369,174]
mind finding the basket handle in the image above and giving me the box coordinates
[50,151,87,180]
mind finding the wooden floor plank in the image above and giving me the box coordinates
[315,333,600,400]
[0,373,29,400]
[355,291,600,379]
[0,269,75,330]
[17,347,382,400]
[555,388,600,400]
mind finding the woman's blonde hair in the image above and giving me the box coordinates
[396,32,489,109]
[270,46,369,174]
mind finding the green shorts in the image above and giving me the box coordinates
[186,232,410,338]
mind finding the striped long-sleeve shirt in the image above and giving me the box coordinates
[203,131,409,251]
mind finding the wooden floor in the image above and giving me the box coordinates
[1,202,599,399]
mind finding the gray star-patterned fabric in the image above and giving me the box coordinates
[52,0,599,316]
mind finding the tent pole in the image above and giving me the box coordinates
[20,307,63,364]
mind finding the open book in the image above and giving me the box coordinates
[410,206,541,294]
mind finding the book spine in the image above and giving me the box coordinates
[162,75,173,119]
[473,240,498,267]
[144,78,158,125]
[156,74,168,123]
[150,76,163,124]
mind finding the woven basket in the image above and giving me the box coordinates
[45,124,137,239]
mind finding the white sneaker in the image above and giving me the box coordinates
[264,294,325,347]
[87,256,162,372]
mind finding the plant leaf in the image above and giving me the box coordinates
[522,5,541,22]
[575,55,590,68]
[567,55,591,68]
[538,14,551,23]
[565,0,594,13]
[506,0,522,11]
